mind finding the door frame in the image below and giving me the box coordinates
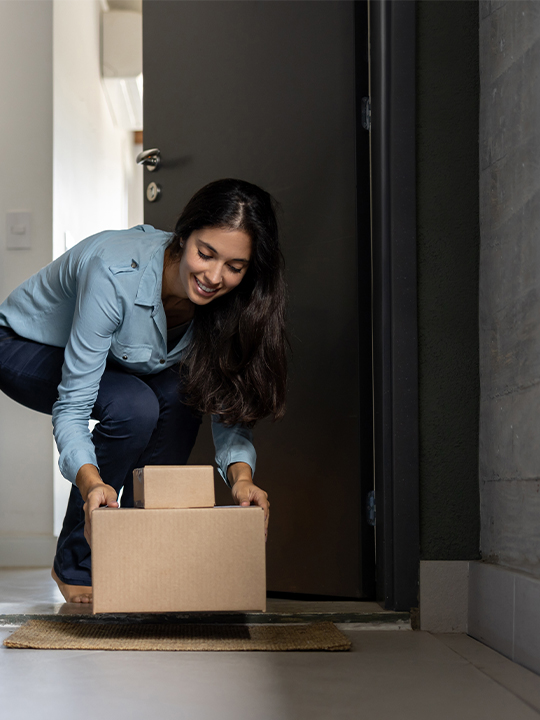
[368,0,420,611]
[355,0,376,600]
[140,0,419,607]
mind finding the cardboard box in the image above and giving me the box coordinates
[133,465,215,509]
[92,506,266,613]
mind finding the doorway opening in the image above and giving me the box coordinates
[52,0,144,535]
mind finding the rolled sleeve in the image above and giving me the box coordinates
[52,256,121,483]
[211,416,257,487]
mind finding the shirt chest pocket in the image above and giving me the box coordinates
[110,339,153,366]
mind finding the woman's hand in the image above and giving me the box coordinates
[75,464,118,546]
[228,462,270,539]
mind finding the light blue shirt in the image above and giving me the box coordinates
[0,225,256,485]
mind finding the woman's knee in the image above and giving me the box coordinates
[94,378,160,444]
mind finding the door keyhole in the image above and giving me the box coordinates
[146,181,161,203]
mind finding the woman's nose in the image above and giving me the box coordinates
[205,264,222,286]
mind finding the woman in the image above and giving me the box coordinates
[0,178,287,603]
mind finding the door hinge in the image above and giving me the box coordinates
[366,490,376,527]
[361,96,371,131]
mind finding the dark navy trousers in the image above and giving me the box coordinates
[0,326,201,586]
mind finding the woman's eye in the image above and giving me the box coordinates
[198,250,212,261]
[228,265,243,274]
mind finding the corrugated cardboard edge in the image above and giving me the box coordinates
[133,467,145,507]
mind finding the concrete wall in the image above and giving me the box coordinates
[0,0,56,565]
[479,0,540,578]
[416,1,480,560]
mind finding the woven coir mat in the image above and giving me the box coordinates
[3,620,351,652]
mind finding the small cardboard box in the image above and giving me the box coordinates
[92,506,266,613]
[133,465,215,509]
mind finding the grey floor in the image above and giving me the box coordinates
[1,570,540,720]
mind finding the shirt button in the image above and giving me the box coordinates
[131,260,138,268]
[159,358,166,364]
[122,355,128,360]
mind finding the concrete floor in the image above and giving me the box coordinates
[1,570,540,720]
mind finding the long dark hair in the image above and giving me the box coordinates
[169,178,287,426]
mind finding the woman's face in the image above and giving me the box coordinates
[177,226,252,304]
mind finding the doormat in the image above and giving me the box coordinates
[3,620,351,652]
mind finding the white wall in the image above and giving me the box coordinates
[53,0,129,259]
[0,0,142,564]
[0,0,56,565]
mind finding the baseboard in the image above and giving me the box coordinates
[0,534,57,567]
[419,560,469,632]
[469,561,540,675]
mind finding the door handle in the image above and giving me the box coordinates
[136,148,161,172]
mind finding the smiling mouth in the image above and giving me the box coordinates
[195,277,219,295]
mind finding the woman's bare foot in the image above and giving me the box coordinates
[51,568,92,603]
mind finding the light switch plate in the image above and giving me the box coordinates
[6,211,32,250]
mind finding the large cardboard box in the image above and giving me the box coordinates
[92,506,266,613]
[133,465,215,509]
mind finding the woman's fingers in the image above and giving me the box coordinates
[83,484,118,546]
[232,481,270,538]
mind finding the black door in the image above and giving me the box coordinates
[142,0,373,597]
